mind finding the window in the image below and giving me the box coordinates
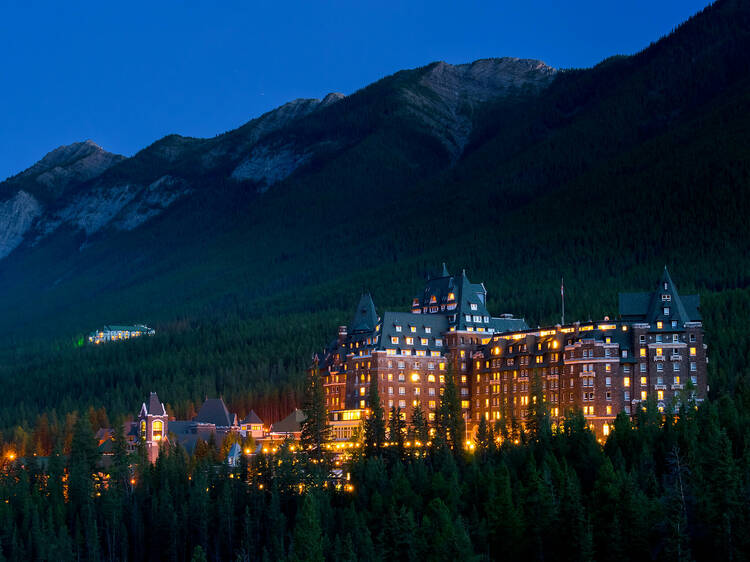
[657,376,663,385]
[420,338,428,346]
[391,336,399,344]
[395,325,402,332]
[674,376,680,385]
[427,374,435,382]
[624,391,630,401]
[398,361,405,369]
[690,347,696,356]
[606,377,612,386]
[436,339,443,347]
[673,362,680,371]
[624,377,630,387]
[641,391,647,400]
[622,350,628,358]
[639,335,646,343]
[657,363,664,372]
[672,321,677,328]
[399,400,406,408]
[406,337,414,345]
[640,363,647,373]
[605,363,612,372]
[429,388,435,396]
[690,362,697,372]
[399,387,406,395]
[465,314,471,322]
[657,390,664,400]
[388,387,394,395]
[425,327,431,334]
[691,375,697,384]
[664,307,670,316]
[470,303,478,311]
[640,376,647,386]
[461,400,470,409]
[606,405,612,415]
[690,333,696,342]
[657,321,663,329]
[640,348,647,358]
[411,373,420,382]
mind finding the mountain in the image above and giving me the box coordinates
[0,0,749,429]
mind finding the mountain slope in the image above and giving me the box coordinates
[0,0,749,428]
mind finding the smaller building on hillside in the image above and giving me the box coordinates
[88,324,155,345]
[268,409,306,441]
[240,410,265,439]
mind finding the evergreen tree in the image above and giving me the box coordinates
[410,404,429,446]
[436,367,465,452]
[300,367,331,460]
[388,407,406,455]
[293,493,325,562]
[364,377,386,455]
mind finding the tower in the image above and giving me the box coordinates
[138,392,168,462]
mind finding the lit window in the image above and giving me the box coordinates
[640,376,647,386]
[411,373,420,382]
[603,423,610,436]
[657,390,664,400]
[406,337,414,345]
[420,338,428,346]
[606,406,612,415]
[360,400,365,408]
[624,377,630,387]
[657,321,663,329]
[411,326,417,333]
[641,391,647,400]
[690,347,696,356]
[391,337,399,344]
[640,348,646,357]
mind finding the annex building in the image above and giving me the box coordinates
[312,266,708,439]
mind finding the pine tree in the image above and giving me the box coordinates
[436,366,465,452]
[388,407,406,454]
[300,367,331,460]
[410,404,429,446]
[293,493,325,562]
[364,377,386,455]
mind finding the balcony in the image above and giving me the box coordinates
[670,354,682,361]
[654,384,667,390]
[672,384,684,390]
[654,354,665,361]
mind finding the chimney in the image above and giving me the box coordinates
[338,326,348,346]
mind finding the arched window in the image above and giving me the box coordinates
[152,420,164,441]
[140,420,146,440]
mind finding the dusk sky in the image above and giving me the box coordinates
[1,0,711,181]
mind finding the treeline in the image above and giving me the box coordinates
[1,371,749,561]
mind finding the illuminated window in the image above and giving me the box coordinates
[360,400,365,408]
[406,337,414,345]
[606,405,612,415]
[690,347,696,356]
[624,377,630,387]
[640,391,647,400]
[140,420,146,440]
[657,321,663,329]
[461,400,470,409]
[410,326,417,333]
[640,376,647,386]
[674,375,680,385]
[391,337,399,344]
[420,338,428,346]
[605,364,611,372]
[411,373,420,383]
[603,423,610,436]
[640,348,646,357]
[657,390,664,400]
[359,387,366,396]
[427,374,435,383]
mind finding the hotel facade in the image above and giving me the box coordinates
[311,266,708,439]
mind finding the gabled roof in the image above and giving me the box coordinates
[140,392,166,417]
[270,409,306,434]
[241,410,263,425]
[378,311,448,352]
[195,398,235,427]
[619,267,700,326]
[491,316,529,333]
[350,293,378,333]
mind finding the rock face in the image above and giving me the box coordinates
[0,58,555,263]
[405,58,557,156]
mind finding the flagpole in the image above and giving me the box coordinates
[561,277,565,326]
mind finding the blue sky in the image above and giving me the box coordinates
[0,0,712,181]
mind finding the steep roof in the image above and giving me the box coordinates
[195,398,235,427]
[140,392,166,417]
[378,311,449,353]
[350,293,378,333]
[241,410,263,425]
[619,267,700,327]
[270,409,306,434]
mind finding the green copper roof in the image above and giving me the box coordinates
[350,293,378,333]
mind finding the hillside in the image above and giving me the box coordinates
[0,0,749,430]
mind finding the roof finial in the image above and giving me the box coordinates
[441,262,449,277]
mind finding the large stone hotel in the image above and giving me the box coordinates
[312,265,708,440]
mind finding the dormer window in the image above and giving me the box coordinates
[663,307,670,316]
[470,303,478,311]
[664,282,668,290]
[395,325,402,332]
[662,294,671,301]
[656,321,663,329]
[391,336,399,344]
[410,326,417,333]
[425,327,432,334]
[430,295,437,304]
[448,292,455,301]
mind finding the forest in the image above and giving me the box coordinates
[0,365,748,561]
